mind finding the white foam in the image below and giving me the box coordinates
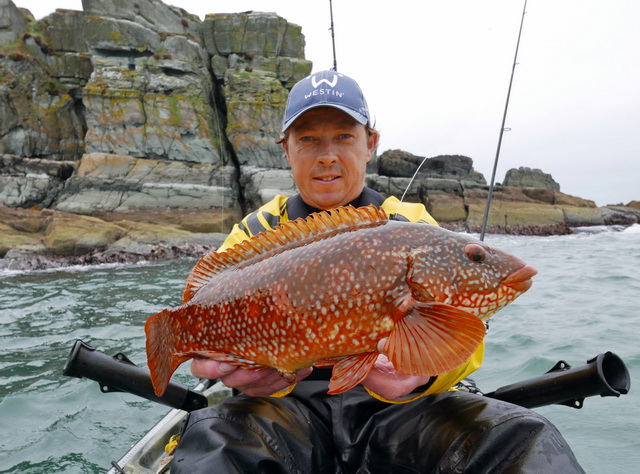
[622,223,640,234]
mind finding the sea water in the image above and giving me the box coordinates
[1,226,639,473]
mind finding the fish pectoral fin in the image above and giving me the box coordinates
[327,352,379,394]
[385,301,486,377]
[187,351,266,371]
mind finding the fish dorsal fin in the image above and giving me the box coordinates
[182,205,388,302]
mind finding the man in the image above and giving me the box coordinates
[171,70,584,472]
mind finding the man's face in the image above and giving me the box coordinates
[282,107,378,210]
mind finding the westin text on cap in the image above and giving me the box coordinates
[282,70,370,132]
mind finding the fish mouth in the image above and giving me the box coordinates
[502,264,538,292]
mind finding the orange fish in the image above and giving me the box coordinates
[145,205,536,397]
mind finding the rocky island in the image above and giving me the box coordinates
[1,0,638,271]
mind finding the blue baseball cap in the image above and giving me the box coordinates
[282,70,370,132]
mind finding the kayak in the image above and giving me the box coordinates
[63,341,628,473]
[106,380,232,474]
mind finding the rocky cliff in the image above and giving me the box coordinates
[1,0,638,270]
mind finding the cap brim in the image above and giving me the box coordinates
[282,104,369,132]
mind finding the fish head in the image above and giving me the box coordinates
[408,227,537,320]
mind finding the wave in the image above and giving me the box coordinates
[569,224,628,234]
[461,222,637,241]
[0,260,163,279]
[622,223,640,234]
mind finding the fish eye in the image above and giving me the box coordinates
[465,243,486,263]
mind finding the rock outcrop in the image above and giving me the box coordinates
[0,0,312,214]
[0,154,74,207]
[0,204,230,271]
[53,152,239,213]
[0,0,638,270]
[368,150,639,233]
[503,166,560,191]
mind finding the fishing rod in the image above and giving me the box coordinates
[328,0,338,70]
[480,0,528,241]
[400,1,528,241]
[400,156,429,202]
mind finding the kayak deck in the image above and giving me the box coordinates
[107,380,232,474]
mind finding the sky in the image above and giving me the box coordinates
[18,0,640,206]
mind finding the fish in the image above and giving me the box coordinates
[145,205,537,397]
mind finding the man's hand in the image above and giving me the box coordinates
[361,339,432,400]
[191,358,312,397]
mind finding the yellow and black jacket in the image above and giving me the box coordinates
[218,187,484,402]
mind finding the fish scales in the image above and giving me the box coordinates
[145,205,537,397]
[174,227,405,365]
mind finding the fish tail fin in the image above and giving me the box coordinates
[385,300,486,377]
[145,307,190,397]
